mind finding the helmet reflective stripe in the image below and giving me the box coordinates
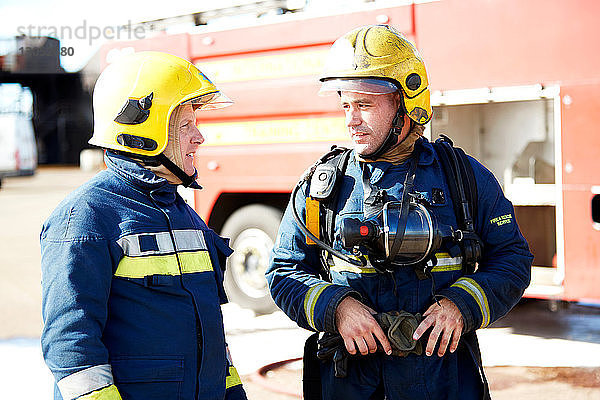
[319,25,432,125]
[89,51,232,157]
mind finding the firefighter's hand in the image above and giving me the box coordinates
[412,298,464,357]
[335,297,392,356]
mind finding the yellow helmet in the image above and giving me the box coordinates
[319,25,432,125]
[89,51,232,156]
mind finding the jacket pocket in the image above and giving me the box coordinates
[212,232,233,272]
[204,230,233,303]
[111,355,184,400]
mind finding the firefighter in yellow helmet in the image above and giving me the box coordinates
[89,51,233,187]
[318,24,432,160]
[267,25,532,400]
[41,52,248,400]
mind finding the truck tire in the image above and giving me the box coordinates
[221,204,283,314]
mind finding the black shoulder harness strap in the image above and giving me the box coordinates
[315,147,353,247]
[432,136,491,400]
[431,135,482,274]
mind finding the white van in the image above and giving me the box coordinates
[0,84,37,187]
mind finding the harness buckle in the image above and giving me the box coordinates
[453,229,464,242]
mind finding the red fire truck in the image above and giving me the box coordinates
[95,0,600,313]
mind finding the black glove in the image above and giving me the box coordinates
[316,332,349,378]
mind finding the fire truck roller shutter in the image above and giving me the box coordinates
[221,204,282,314]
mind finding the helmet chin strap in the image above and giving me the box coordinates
[112,150,201,189]
[361,107,408,161]
[155,153,200,188]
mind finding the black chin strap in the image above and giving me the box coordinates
[362,107,408,161]
[155,153,199,188]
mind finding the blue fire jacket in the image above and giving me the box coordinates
[266,138,533,399]
[41,152,246,400]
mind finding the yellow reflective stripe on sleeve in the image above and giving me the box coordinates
[225,366,242,389]
[79,384,122,400]
[115,250,213,278]
[430,252,463,273]
[304,283,332,330]
[451,277,491,328]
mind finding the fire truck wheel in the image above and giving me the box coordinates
[221,204,283,315]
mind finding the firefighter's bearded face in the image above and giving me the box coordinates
[341,91,402,156]
[165,104,205,177]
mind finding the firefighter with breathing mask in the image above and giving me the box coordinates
[41,52,247,400]
[266,25,532,400]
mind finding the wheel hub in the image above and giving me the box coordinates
[229,228,274,299]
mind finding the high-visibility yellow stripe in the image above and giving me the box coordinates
[452,277,491,328]
[79,385,122,400]
[304,283,331,330]
[225,366,242,389]
[178,251,213,274]
[431,264,462,272]
[115,250,213,278]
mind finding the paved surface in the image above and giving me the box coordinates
[3,302,600,399]
[1,167,600,398]
[0,166,97,338]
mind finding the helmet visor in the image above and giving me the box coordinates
[182,91,234,110]
[319,78,399,96]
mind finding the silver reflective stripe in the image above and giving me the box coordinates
[303,282,332,330]
[173,230,207,252]
[331,256,378,274]
[452,277,491,328]
[427,254,463,267]
[57,364,114,400]
[117,229,208,256]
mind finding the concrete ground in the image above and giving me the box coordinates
[1,167,599,399]
[229,301,600,399]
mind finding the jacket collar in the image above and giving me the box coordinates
[353,137,435,184]
[105,151,180,204]
[415,137,436,166]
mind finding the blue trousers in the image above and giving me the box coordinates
[319,344,482,400]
